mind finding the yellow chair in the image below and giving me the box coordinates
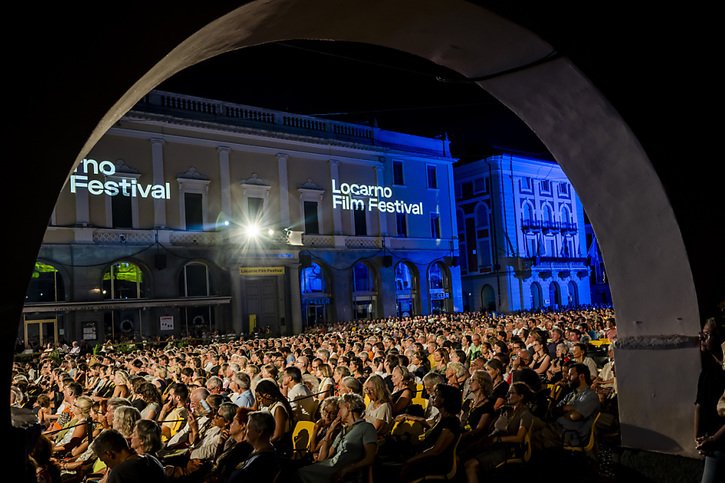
[495,423,533,469]
[411,393,429,412]
[391,419,425,441]
[563,412,602,458]
[410,433,461,482]
[291,420,316,460]
[416,383,424,396]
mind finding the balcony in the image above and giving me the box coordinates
[521,218,542,233]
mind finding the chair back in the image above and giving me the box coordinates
[563,411,601,454]
[291,420,316,459]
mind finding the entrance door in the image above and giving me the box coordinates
[243,277,280,335]
[24,318,58,351]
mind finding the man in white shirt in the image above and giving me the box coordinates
[281,366,316,421]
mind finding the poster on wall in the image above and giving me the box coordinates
[82,322,97,340]
[160,316,174,331]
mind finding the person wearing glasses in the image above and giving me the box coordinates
[296,393,377,483]
[463,381,535,483]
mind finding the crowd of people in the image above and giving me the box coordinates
[12,307,638,483]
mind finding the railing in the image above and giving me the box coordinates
[521,219,578,234]
[133,90,447,157]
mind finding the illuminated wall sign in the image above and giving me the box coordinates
[69,158,171,199]
[240,266,286,276]
[331,179,423,215]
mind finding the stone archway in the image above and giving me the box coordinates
[7,0,703,458]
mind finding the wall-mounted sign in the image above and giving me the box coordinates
[160,315,174,331]
[69,159,171,199]
[240,266,285,276]
[331,179,423,215]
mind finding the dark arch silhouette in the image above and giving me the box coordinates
[6,1,720,466]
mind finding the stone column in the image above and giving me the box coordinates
[218,146,232,221]
[151,138,166,228]
[277,153,290,228]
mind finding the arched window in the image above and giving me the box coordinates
[395,262,415,291]
[26,261,65,303]
[352,262,373,292]
[549,282,561,309]
[178,262,210,296]
[530,282,543,310]
[560,205,571,224]
[428,262,451,314]
[481,284,496,312]
[103,261,146,299]
[428,262,446,290]
[394,261,417,318]
[301,262,326,294]
[542,204,554,222]
[178,262,213,336]
[568,280,579,307]
[523,202,535,222]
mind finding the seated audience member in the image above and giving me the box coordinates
[463,382,536,483]
[390,365,416,416]
[91,428,165,483]
[130,419,163,457]
[458,370,496,460]
[553,363,601,446]
[207,407,254,483]
[297,393,378,483]
[338,376,363,396]
[313,396,343,461]
[363,374,393,438]
[228,411,283,483]
[254,378,294,457]
[396,383,463,482]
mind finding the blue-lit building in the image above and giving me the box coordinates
[22,90,462,345]
[454,154,592,313]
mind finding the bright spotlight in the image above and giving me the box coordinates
[267,228,275,237]
[245,223,261,238]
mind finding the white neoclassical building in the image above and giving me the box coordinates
[23,90,462,345]
[455,154,592,313]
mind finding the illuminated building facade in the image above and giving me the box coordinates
[24,90,462,344]
[454,155,592,313]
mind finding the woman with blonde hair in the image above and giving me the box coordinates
[390,365,416,416]
[113,404,142,440]
[53,395,94,456]
[363,374,393,437]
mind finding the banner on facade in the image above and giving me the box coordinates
[160,315,174,331]
[240,266,285,276]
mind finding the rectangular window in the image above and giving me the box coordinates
[458,241,468,273]
[473,177,489,194]
[393,161,404,185]
[304,201,319,234]
[354,206,367,236]
[430,212,441,239]
[558,182,571,198]
[396,213,407,237]
[427,165,437,189]
[454,183,462,199]
[540,180,551,195]
[185,193,204,232]
[546,238,556,257]
[112,194,132,228]
[466,217,478,272]
[248,197,264,219]
[519,177,533,193]
[478,238,492,270]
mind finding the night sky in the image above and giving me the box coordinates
[158,40,553,164]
